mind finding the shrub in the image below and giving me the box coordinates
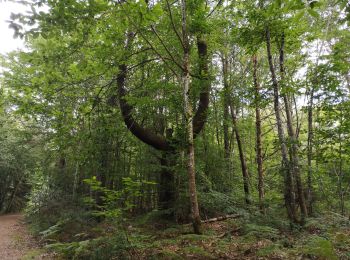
[302,235,338,260]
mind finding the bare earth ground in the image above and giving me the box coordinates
[0,214,49,260]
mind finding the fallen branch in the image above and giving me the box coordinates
[202,214,241,223]
[183,214,241,226]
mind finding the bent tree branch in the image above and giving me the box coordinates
[117,38,210,151]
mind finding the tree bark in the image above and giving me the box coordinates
[193,38,210,138]
[181,0,201,234]
[253,55,265,214]
[229,104,251,205]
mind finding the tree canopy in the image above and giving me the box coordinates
[0,0,350,258]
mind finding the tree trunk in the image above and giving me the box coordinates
[265,27,297,222]
[229,104,251,205]
[307,84,314,215]
[181,0,201,234]
[279,33,308,223]
[338,106,345,216]
[222,55,230,161]
[253,55,265,214]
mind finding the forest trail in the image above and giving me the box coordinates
[0,214,45,260]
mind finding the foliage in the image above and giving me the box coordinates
[0,0,349,258]
[241,223,279,240]
[46,233,131,260]
[198,191,238,216]
[0,112,38,213]
[83,176,156,220]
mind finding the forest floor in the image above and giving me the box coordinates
[0,214,51,260]
[126,212,350,259]
[16,210,350,259]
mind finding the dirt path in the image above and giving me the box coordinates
[0,214,45,260]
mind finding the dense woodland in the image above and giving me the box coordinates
[0,0,350,259]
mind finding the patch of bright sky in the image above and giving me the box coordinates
[0,1,29,55]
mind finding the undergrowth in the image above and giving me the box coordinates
[25,183,350,260]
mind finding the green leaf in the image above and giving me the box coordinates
[307,8,320,18]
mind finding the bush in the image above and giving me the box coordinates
[302,235,338,260]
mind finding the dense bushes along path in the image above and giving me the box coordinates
[0,214,46,260]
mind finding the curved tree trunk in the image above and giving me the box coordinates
[117,64,171,151]
[116,31,210,218]
[117,38,210,151]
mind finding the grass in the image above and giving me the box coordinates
[21,249,45,260]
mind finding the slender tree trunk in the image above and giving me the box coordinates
[229,104,251,205]
[338,106,345,215]
[253,55,265,214]
[222,55,230,161]
[279,33,308,223]
[307,85,314,215]
[212,94,221,147]
[73,161,79,200]
[181,0,201,234]
[265,27,297,222]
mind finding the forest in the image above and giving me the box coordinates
[0,0,349,259]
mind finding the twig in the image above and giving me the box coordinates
[165,0,185,49]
